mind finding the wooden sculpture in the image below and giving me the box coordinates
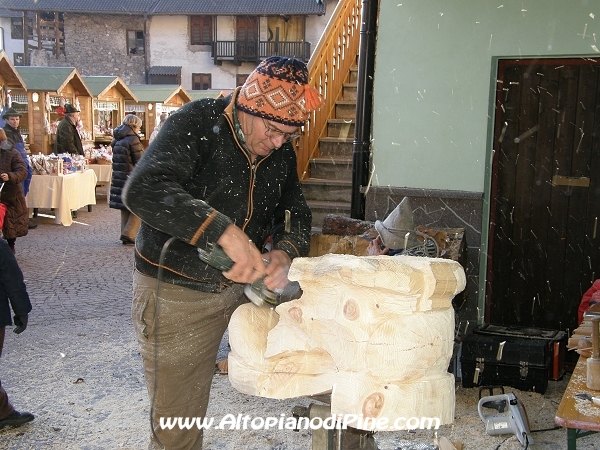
[228,254,466,431]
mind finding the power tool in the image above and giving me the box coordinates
[197,242,301,307]
[478,386,533,447]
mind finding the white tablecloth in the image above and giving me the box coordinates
[89,164,112,183]
[90,164,112,197]
[26,169,98,226]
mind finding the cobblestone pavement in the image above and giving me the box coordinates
[1,192,600,450]
[0,193,313,450]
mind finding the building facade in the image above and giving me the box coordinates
[0,0,336,90]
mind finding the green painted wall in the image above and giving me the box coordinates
[373,0,600,192]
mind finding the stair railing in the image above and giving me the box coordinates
[296,0,362,180]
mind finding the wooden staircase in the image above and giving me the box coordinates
[294,0,362,230]
[301,68,358,229]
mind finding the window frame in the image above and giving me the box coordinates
[13,53,24,66]
[192,73,212,90]
[127,29,145,55]
[236,74,250,87]
[190,16,213,46]
[11,17,23,39]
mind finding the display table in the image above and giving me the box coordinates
[26,169,98,226]
[555,356,600,449]
[89,163,112,196]
[89,163,112,184]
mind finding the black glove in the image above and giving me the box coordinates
[13,314,28,334]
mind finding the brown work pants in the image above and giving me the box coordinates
[132,270,245,450]
[0,327,16,420]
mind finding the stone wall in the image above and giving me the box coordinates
[365,187,483,327]
[30,13,147,84]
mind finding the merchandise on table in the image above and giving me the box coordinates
[28,153,89,175]
[84,144,113,165]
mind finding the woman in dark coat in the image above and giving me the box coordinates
[109,114,144,245]
[0,129,28,253]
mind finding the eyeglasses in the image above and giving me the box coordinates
[261,118,302,142]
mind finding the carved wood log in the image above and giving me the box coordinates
[330,372,455,431]
[228,303,337,398]
[288,254,465,311]
[228,351,335,398]
[322,214,375,235]
[228,254,465,431]
[228,304,279,366]
[308,234,371,257]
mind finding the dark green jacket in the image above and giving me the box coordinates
[122,91,312,292]
[55,116,83,155]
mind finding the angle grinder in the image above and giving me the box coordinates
[197,242,301,307]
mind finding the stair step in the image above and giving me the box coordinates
[301,178,352,203]
[319,137,354,158]
[335,101,357,119]
[306,200,351,228]
[310,157,353,179]
[327,119,355,138]
[303,62,359,229]
[342,83,357,101]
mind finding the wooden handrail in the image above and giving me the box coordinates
[295,0,362,180]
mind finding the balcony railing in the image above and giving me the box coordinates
[212,41,311,64]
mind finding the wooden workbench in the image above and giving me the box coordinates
[555,356,600,449]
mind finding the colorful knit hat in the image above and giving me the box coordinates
[236,56,323,127]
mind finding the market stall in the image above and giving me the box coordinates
[125,84,191,145]
[13,67,93,155]
[0,51,27,128]
[82,76,137,146]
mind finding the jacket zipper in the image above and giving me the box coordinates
[222,102,270,235]
[244,159,261,233]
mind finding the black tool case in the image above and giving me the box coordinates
[475,324,567,380]
[460,333,551,394]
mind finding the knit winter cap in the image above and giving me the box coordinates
[236,56,323,127]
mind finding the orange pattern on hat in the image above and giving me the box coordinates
[236,56,323,127]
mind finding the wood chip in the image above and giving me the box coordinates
[216,359,228,374]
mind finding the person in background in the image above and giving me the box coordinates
[123,56,320,450]
[148,112,167,144]
[110,114,144,245]
[54,104,83,156]
[0,129,28,254]
[0,238,33,429]
[367,234,392,256]
[2,108,36,229]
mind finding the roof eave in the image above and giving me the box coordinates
[0,51,27,90]
[164,87,192,104]
[61,69,93,97]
